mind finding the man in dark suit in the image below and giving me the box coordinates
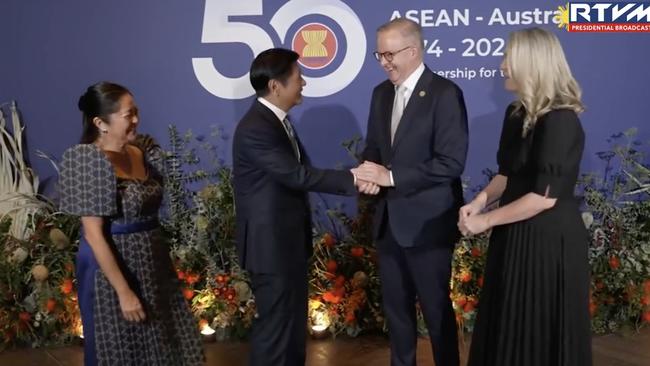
[353,19,468,366]
[232,48,377,366]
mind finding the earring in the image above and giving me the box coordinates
[101,129,108,134]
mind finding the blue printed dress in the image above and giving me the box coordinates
[59,138,203,366]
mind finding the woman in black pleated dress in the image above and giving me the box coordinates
[458,27,592,366]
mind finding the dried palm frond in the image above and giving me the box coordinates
[0,101,46,239]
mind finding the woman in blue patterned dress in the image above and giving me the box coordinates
[59,82,203,365]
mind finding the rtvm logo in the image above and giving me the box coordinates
[558,2,650,32]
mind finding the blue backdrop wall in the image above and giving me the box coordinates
[1,0,648,198]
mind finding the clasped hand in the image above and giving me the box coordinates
[457,200,491,237]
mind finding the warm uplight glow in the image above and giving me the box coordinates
[308,299,331,336]
[200,324,216,336]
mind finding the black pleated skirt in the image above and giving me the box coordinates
[468,205,592,366]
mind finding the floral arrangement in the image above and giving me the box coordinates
[0,102,82,351]
[307,195,384,337]
[579,129,650,334]
[0,119,648,351]
[161,125,255,340]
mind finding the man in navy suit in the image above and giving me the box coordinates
[232,48,377,366]
[353,18,468,366]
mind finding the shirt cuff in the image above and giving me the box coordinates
[389,171,395,187]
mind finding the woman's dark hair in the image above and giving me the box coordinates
[249,48,300,97]
[78,81,131,143]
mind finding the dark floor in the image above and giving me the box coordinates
[1,328,649,365]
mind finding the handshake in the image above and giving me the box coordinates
[350,161,392,195]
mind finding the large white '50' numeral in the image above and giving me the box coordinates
[192,0,366,99]
[192,0,273,99]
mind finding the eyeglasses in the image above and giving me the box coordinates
[372,46,412,62]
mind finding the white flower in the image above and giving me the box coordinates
[214,312,232,328]
[233,281,252,302]
[49,228,70,250]
[10,247,28,264]
[581,212,594,229]
[593,228,606,247]
[196,215,209,232]
[34,321,40,328]
[35,313,42,321]
[31,264,49,282]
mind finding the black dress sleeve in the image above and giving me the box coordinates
[59,144,117,216]
[530,109,582,198]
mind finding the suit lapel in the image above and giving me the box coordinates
[391,68,434,153]
[253,101,301,162]
[380,84,395,158]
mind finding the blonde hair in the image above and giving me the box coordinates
[377,18,424,52]
[506,27,584,136]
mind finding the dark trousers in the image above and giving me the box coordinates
[249,263,308,366]
[377,214,460,366]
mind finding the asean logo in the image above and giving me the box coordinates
[292,23,338,70]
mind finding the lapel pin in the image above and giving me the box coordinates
[419,90,426,97]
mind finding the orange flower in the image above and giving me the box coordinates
[470,247,481,257]
[198,318,208,330]
[641,295,650,306]
[644,279,650,294]
[460,271,472,283]
[216,275,226,284]
[185,273,200,285]
[177,270,186,280]
[225,288,236,302]
[18,312,31,322]
[323,233,336,248]
[60,279,73,295]
[455,296,467,308]
[350,247,364,257]
[345,312,356,324]
[183,288,194,300]
[609,255,620,270]
[64,262,74,273]
[326,260,338,274]
[477,276,484,288]
[45,298,57,313]
[643,311,650,323]
[322,291,342,304]
[589,301,597,317]
[213,288,221,297]
[467,297,478,307]
[334,275,346,288]
[463,302,475,313]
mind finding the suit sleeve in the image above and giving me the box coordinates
[391,83,469,195]
[238,124,356,196]
[362,87,382,164]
